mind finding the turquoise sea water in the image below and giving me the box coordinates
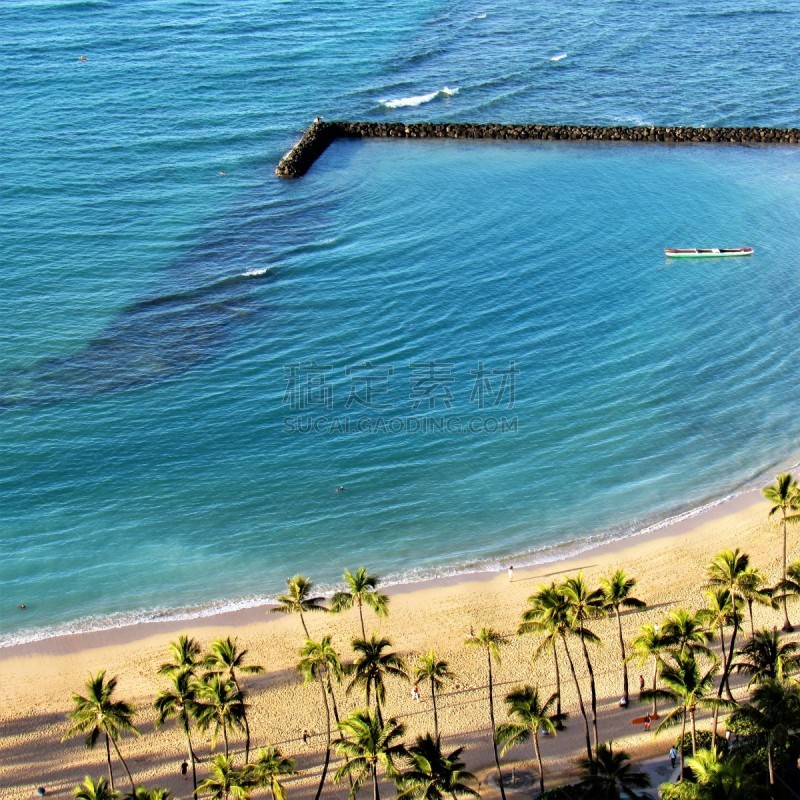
[2,0,800,645]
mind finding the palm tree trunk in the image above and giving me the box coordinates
[242,712,252,764]
[109,733,136,795]
[486,650,507,800]
[721,612,739,703]
[747,598,755,638]
[782,511,793,632]
[223,720,229,757]
[313,675,332,800]
[651,660,658,716]
[552,641,564,730]
[679,711,687,781]
[300,611,310,638]
[430,677,439,739]
[562,638,592,763]
[690,708,697,756]
[533,733,545,795]
[327,672,354,791]
[358,598,366,640]
[105,733,115,791]
[185,725,199,798]
[231,673,252,764]
[615,607,629,704]
[375,694,384,728]
[578,623,600,751]
[372,764,380,800]
[768,731,775,787]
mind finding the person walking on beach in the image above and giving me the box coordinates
[508,565,514,582]
[411,684,420,702]
[180,761,188,780]
[669,746,677,769]
[644,712,652,732]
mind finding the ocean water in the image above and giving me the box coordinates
[2,0,800,646]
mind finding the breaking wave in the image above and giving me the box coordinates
[381,86,459,109]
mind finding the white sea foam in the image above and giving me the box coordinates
[241,267,270,277]
[0,482,773,650]
[381,86,459,109]
[550,52,568,62]
[475,12,488,19]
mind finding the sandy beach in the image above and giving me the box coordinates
[1,489,794,799]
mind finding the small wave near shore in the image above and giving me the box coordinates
[0,482,769,651]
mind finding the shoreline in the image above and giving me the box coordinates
[0,482,767,660]
[1,481,792,800]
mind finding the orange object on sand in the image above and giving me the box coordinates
[631,713,660,725]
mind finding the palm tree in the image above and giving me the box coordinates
[464,626,507,800]
[561,574,605,751]
[298,636,345,800]
[661,608,713,658]
[347,634,407,724]
[600,569,646,706]
[245,745,297,800]
[123,790,173,800]
[629,622,671,717]
[272,574,327,637]
[198,754,253,800]
[706,548,750,700]
[395,734,479,800]
[738,566,774,638]
[331,567,389,639]
[299,635,347,725]
[495,685,565,795]
[762,472,800,631]
[154,668,200,797]
[772,559,800,627]
[412,651,454,739]
[577,742,650,800]
[193,674,247,758]
[729,679,800,789]
[334,709,407,800]
[644,653,733,777]
[204,637,264,763]
[159,635,202,676]
[733,627,800,686]
[64,671,140,794]
[518,583,565,730]
[520,582,592,760]
[698,588,735,680]
[73,776,119,800]
[679,748,767,800]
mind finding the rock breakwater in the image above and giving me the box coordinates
[275,120,800,178]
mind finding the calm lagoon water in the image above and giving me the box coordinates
[2,0,800,645]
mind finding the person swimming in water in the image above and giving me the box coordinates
[336,485,345,492]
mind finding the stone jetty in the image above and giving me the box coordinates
[275,120,800,178]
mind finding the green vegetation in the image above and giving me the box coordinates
[60,488,800,799]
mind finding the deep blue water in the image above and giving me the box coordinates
[2,0,800,645]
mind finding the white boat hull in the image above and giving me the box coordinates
[664,247,754,258]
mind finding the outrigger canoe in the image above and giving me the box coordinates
[664,247,754,258]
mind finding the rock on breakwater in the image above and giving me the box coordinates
[275,120,800,178]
